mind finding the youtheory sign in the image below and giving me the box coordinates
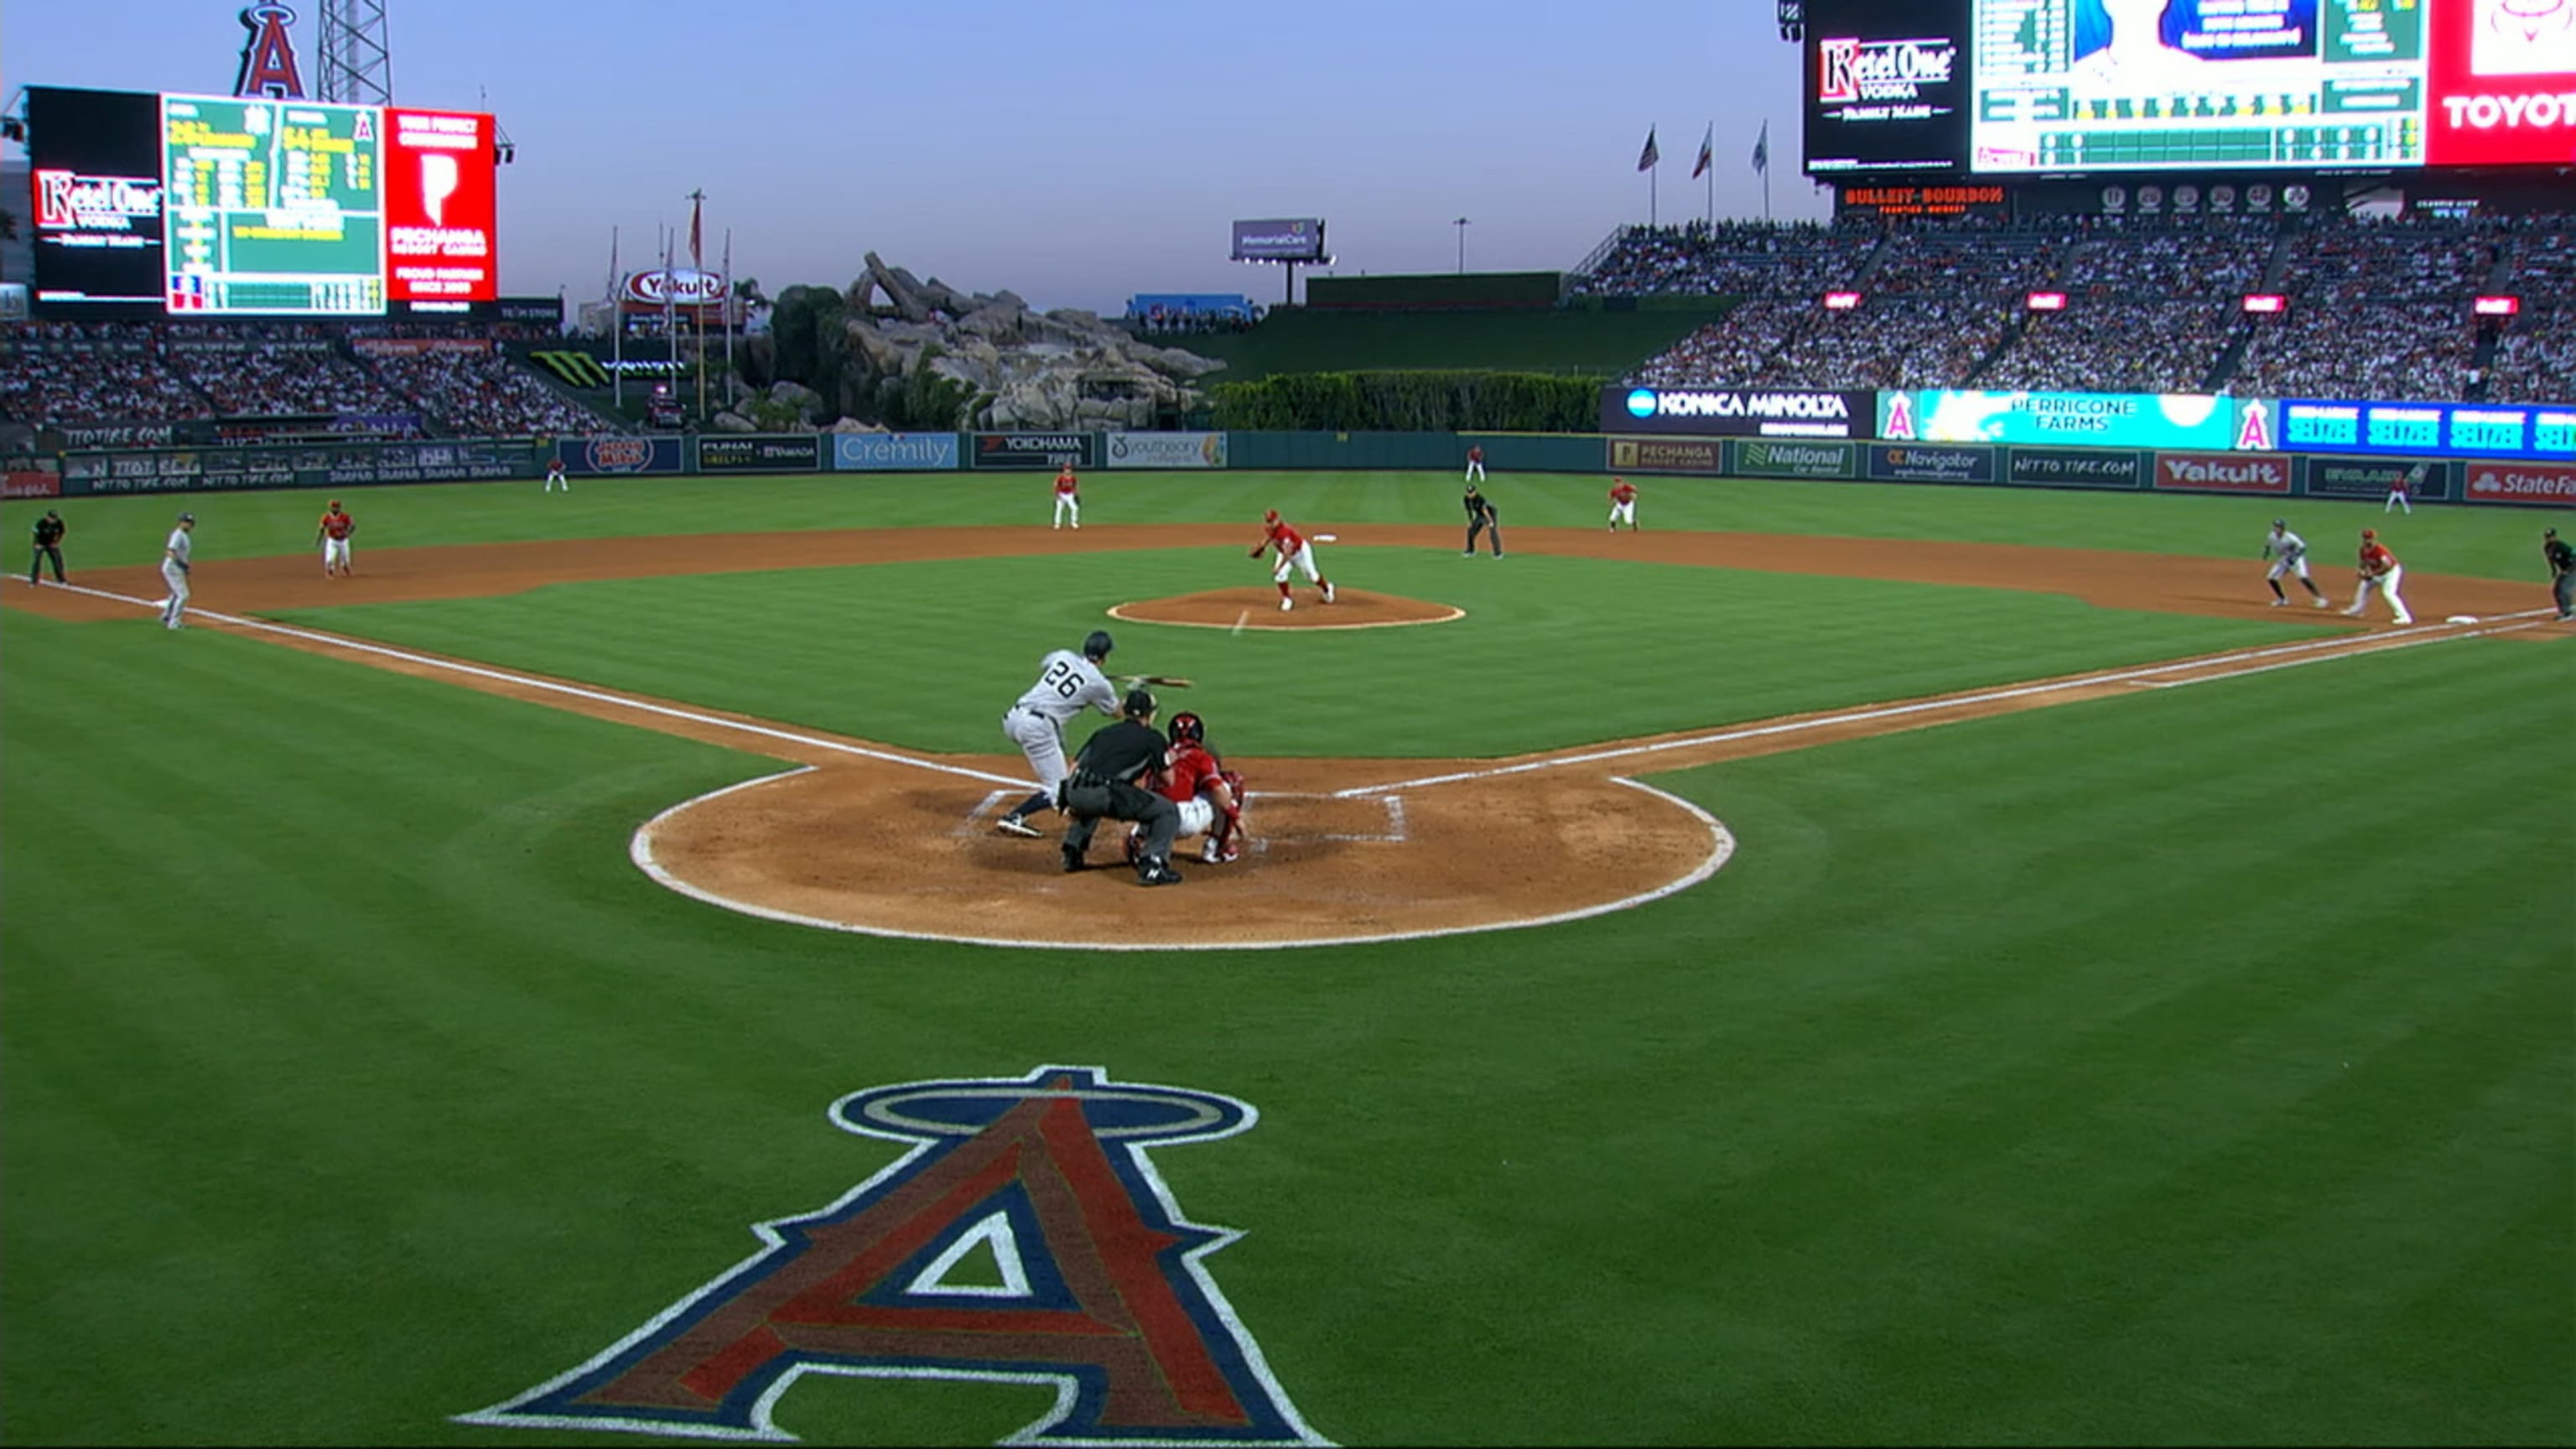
[1604,386,1867,439]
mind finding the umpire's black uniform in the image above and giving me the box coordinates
[1058,690,1184,885]
[1463,486,1502,557]
[29,510,66,584]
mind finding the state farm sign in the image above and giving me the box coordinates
[621,268,728,307]
[2463,460,2576,506]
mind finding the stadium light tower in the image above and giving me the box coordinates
[1454,217,1470,274]
[318,0,394,107]
[1777,0,1803,42]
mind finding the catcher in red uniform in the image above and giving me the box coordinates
[1125,709,1247,865]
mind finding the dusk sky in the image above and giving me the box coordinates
[4,1,1830,314]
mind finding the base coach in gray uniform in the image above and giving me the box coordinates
[1057,688,1186,886]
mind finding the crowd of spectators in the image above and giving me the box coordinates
[0,335,207,425]
[1571,218,1881,299]
[2056,220,2272,299]
[2275,215,2499,304]
[168,341,415,418]
[2231,304,2481,400]
[356,345,605,437]
[1978,302,2246,394]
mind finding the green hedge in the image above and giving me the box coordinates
[1208,370,1605,432]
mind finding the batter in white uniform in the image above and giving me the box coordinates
[991,629,1122,838]
[158,512,195,630]
[2261,519,2329,607]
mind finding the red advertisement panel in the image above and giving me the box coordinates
[2462,460,2576,506]
[2426,0,2576,166]
[382,108,496,302]
[4,471,64,499]
[2153,451,2292,494]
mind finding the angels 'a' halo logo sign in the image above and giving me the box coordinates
[455,1066,1332,1446]
[234,3,306,100]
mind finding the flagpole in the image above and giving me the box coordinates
[721,226,735,399]
[1650,157,1658,229]
[609,225,623,409]
[662,223,678,396]
[687,189,707,422]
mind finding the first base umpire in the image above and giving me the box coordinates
[1057,688,1186,885]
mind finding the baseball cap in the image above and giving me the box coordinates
[178,512,195,524]
[1263,509,1279,523]
[2272,517,2287,527]
[329,499,341,507]
[2361,527,2376,539]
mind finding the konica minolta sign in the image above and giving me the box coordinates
[1603,387,1872,439]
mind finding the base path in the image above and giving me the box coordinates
[8,526,2557,949]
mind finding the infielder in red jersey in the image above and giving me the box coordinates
[2343,527,2413,625]
[1249,509,1333,612]
[1607,476,1639,532]
[1052,465,1081,530]
[316,500,357,577]
[1130,709,1247,865]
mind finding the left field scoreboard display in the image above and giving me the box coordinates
[162,93,384,314]
[27,85,496,319]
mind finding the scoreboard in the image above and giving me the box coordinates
[28,85,496,319]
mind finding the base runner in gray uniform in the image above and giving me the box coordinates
[2262,519,2330,607]
[991,630,1121,838]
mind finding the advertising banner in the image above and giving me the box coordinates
[1865,442,1997,483]
[2301,456,2456,501]
[696,435,823,474]
[2282,398,2576,460]
[1883,389,2277,450]
[2151,450,2293,494]
[1229,219,1327,262]
[970,432,1098,470]
[43,419,197,449]
[2006,447,2147,489]
[197,444,303,491]
[1607,386,1869,439]
[2459,460,2576,507]
[496,296,564,326]
[1104,432,1228,469]
[314,439,524,486]
[833,432,962,472]
[1731,439,1858,480]
[27,86,167,315]
[3,471,63,499]
[563,435,686,476]
[352,338,492,356]
[1605,437,1726,475]
[2425,0,2576,167]
[1805,0,1972,173]
[383,108,498,304]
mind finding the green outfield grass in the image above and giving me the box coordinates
[9,471,2567,582]
[3,474,2568,1447]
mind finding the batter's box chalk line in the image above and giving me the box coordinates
[959,790,1407,849]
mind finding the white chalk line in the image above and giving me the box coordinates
[2130,614,2554,686]
[8,577,1029,788]
[1337,611,2562,797]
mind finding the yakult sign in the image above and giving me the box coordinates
[621,268,729,308]
[1604,387,1868,439]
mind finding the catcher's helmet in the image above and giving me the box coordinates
[1167,710,1205,745]
[1083,629,1115,661]
[1123,687,1158,718]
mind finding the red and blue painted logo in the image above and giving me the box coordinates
[456,1066,1331,1445]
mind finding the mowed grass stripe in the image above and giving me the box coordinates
[269,553,2331,759]
[8,471,2568,579]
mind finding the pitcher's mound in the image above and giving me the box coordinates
[1109,587,1462,631]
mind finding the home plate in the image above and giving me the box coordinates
[2445,615,2479,625]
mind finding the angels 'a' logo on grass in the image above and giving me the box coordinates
[455,1066,1331,1446]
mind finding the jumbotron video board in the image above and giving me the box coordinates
[29,86,496,318]
[1805,0,2576,175]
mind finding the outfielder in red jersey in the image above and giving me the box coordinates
[1249,508,1332,612]
[1607,475,1639,532]
[315,500,357,577]
[1131,709,1246,865]
[2343,527,2413,625]
[1052,465,1081,530]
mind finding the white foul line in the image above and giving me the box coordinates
[8,577,1031,788]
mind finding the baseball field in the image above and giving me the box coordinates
[3,470,2569,1446]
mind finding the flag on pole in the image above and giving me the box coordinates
[1751,119,1770,175]
[1692,123,1714,179]
[1637,127,1659,172]
[688,193,704,270]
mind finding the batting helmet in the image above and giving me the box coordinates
[1168,710,1205,745]
[1123,687,1158,719]
[1083,629,1115,661]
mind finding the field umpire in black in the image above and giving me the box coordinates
[1057,687,1187,885]
[1462,483,1503,557]
[29,508,66,584]
[2547,527,2574,621]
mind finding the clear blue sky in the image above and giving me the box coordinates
[4,1,1827,313]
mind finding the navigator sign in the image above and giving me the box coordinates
[1606,386,1867,439]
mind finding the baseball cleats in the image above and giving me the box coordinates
[1321,582,1335,604]
[1137,859,1184,886]
[1062,844,1088,873]
[1200,838,1241,865]
[1279,597,1293,612]
[995,815,1041,839]
[2312,595,2330,607]
[2341,606,2364,616]
[2268,598,2285,607]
